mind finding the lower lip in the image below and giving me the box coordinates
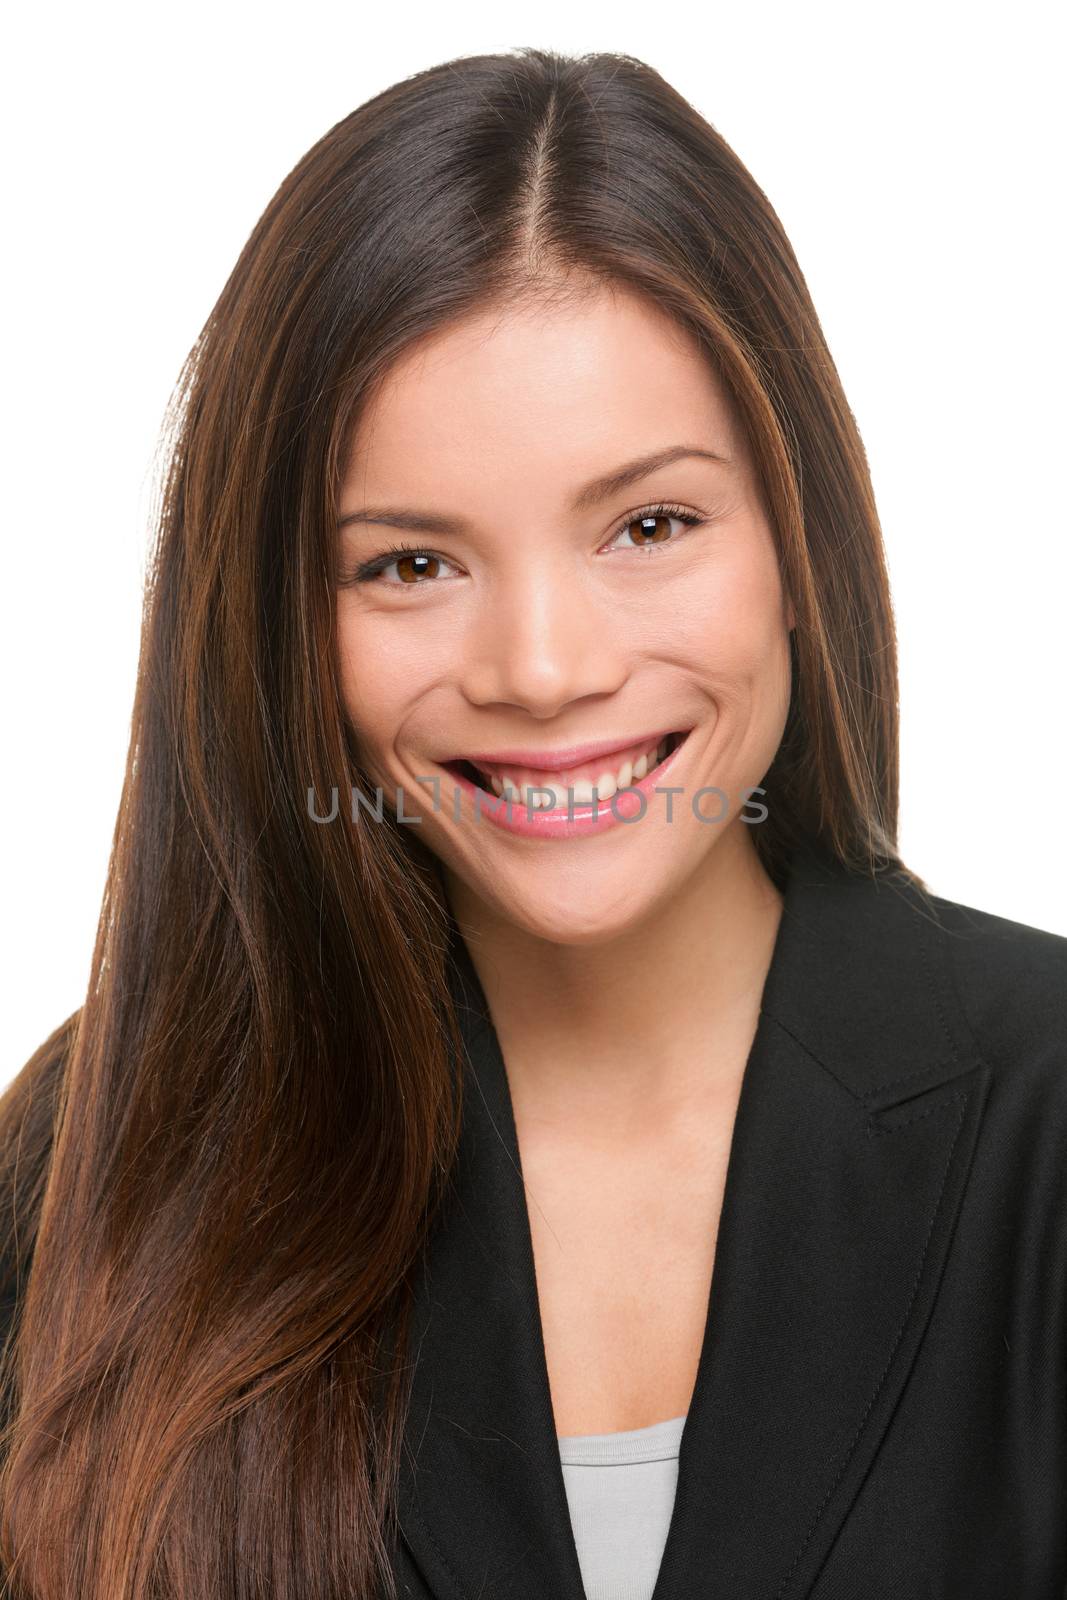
[440,733,692,840]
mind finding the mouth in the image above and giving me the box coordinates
[442,729,691,810]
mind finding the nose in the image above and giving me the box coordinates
[459,556,629,720]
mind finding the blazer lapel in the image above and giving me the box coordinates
[395,840,992,1600]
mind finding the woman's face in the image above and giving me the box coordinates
[335,283,794,945]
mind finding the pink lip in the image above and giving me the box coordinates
[459,729,680,773]
[443,732,691,840]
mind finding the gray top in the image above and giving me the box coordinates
[557,1414,687,1600]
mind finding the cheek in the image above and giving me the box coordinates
[336,606,462,773]
[663,541,789,686]
[336,614,406,750]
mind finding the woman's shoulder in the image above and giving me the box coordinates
[920,883,1067,1102]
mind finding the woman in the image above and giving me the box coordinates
[1,44,1064,1600]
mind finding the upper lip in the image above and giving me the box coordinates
[454,729,685,772]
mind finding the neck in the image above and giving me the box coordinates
[444,822,784,1140]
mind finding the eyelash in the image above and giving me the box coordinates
[344,502,707,587]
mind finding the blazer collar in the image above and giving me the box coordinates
[395,839,992,1600]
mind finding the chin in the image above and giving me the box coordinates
[488,872,663,948]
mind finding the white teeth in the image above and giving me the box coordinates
[475,733,682,810]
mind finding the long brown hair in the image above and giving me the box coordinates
[0,45,912,1598]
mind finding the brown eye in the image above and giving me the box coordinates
[348,545,460,586]
[606,505,704,557]
[394,553,441,583]
[623,514,674,547]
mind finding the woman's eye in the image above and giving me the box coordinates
[606,506,704,554]
[351,546,461,586]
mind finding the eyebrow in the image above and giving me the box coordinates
[336,444,732,535]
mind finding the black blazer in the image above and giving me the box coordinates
[2,843,1065,1598]
[392,841,1067,1600]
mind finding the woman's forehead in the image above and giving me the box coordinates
[342,292,742,500]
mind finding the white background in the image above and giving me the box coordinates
[2,0,1064,1083]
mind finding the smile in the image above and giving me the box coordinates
[465,731,685,807]
[440,730,692,840]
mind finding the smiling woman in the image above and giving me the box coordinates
[2,44,1065,1600]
